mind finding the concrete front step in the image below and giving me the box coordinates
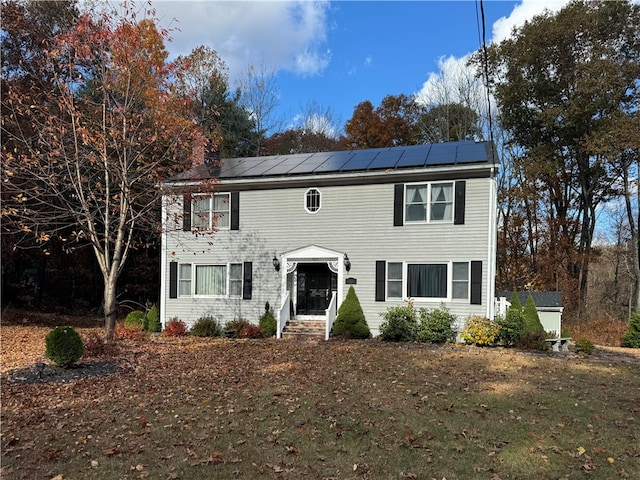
[282,319,326,340]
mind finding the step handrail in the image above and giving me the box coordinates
[277,291,290,339]
[325,291,337,340]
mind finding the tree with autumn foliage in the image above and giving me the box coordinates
[484,0,640,319]
[1,3,198,341]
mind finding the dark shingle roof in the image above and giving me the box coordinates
[166,140,495,183]
[496,291,563,308]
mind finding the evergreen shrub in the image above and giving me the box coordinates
[461,316,499,346]
[517,330,549,351]
[191,316,222,337]
[259,302,277,338]
[45,326,84,368]
[523,294,545,334]
[332,286,370,339]
[145,303,161,333]
[495,309,526,346]
[622,312,640,348]
[575,338,595,355]
[379,304,418,341]
[124,310,145,329]
[417,305,457,344]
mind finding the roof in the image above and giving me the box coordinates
[165,140,495,184]
[496,291,563,308]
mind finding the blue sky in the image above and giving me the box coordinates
[151,1,572,134]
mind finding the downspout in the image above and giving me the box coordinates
[487,165,498,319]
[159,194,168,329]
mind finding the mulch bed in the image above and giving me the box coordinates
[3,360,118,385]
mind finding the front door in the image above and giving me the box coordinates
[296,263,337,315]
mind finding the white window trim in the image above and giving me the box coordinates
[404,181,454,224]
[386,261,471,302]
[192,192,231,231]
[304,187,322,214]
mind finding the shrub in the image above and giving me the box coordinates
[224,319,263,338]
[417,305,457,344]
[495,309,526,346]
[259,302,277,338]
[44,326,84,368]
[163,318,188,337]
[523,294,545,334]
[124,310,145,329]
[81,331,119,357]
[622,312,640,348]
[379,304,418,341]
[575,338,595,355]
[517,330,549,351]
[461,316,499,346]
[509,290,523,311]
[332,286,370,339]
[191,316,222,337]
[145,303,161,333]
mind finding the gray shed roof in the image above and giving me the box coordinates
[496,291,563,308]
[165,140,495,183]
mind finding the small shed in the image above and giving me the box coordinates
[495,291,564,336]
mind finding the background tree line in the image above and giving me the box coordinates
[2,0,638,330]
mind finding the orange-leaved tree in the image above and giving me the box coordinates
[1,4,199,341]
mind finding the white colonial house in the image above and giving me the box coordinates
[160,140,498,339]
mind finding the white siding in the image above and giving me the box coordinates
[162,176,495,335]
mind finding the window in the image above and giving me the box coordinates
[387,262,403,298]
[229,263,242,297]
[179,264,192,297]
[305,188,321,213]
[407,264,448,298]
[452,262,469,300]
[192,193,230,230]
[405,182,453,223]
[195,265,227,296]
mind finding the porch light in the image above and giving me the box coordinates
[272,256,280,272]
[344,253,351,272]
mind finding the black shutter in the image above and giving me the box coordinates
[231,192,239,230]
[393,184,404,226]
[169,262,178,298]
[470,260,482,305]
[454,180,466,225]
[375,261,386,301]
[182,193,192,231]
[242,261,252,300]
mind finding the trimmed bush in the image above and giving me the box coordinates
[622,312,640,348]
[124,310,145,329]
[379,304,418,341]
[495,309,526,347]
[509,291,523,311]
[461,316,499,346]
[163,318,188,337]
[259,302,277,338]
[517,330,549,351]
[523,294,545,334]
[332,286,370,339]
[45,326,84,368]
[191,316,222,337]
[145,303,161,333]
[417,305,457,344]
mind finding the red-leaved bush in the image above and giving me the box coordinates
[114,322,147,341]
[240,323,264,339]
[163,318,188,337]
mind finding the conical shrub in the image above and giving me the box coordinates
[332,286,370,339]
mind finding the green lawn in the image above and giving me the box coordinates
[2,335,639,479]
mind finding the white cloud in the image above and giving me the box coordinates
[415,0,570,106]
[151,0,331,83]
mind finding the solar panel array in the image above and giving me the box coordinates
[171,140,492,182]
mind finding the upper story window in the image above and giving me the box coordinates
[305,188,321,214]
[193,193,230,230]
[405,182,453,223]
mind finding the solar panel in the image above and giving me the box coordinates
[395,144,432,167]
[340,149,380,171]
[239,157,286,177]
[287,152,334,175]
[367,148,402,169]
[312,151,354,173]
[262,154,313,175]
[455,141,487,163]
[424,142,460,165]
